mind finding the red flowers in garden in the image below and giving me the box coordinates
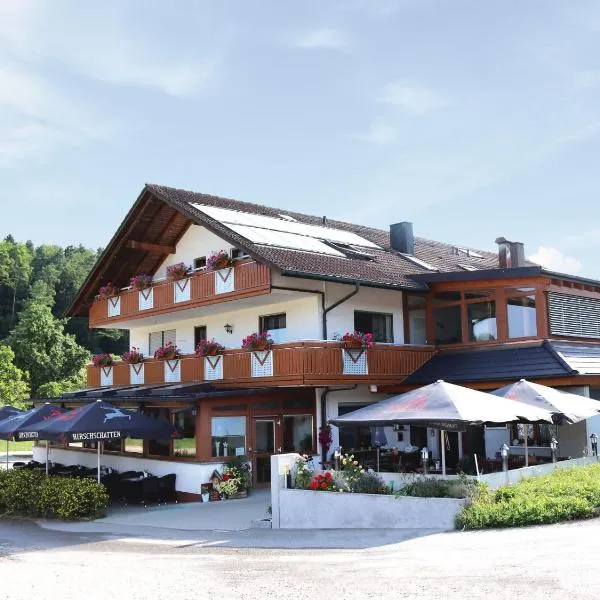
[309,471,337,492]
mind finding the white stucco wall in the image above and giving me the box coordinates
[129,295,321,354]
[155,225,235,280]
[33,447,222,495]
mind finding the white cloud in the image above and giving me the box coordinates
[529,246,582,275]
[351,123,397,146]
[378,81,448,114]
[294,28,346,49]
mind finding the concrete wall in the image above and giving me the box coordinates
[270,452,302,530]
[32,447,222,496]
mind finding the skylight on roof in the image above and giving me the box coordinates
[456,247,484,259]
[458,263,478,271]
[191,203,381,250]
[278,214,297,222]
[400,253,438,271]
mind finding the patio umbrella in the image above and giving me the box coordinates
[0,403,66,474]
[329,380,553,475]
[32,400,177,482]
[492,379,600,466]
[0,406,24,470]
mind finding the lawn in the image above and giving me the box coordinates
[4,441,34,452]
[456,464,600,529]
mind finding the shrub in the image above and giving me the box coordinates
[456,464,600,530]
[294,458,313,490]
[351,471,390,495]
[0,469,108,520]
[396,475,486,500]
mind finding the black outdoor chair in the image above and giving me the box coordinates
[100,473,122,501]
[157,474,177,504]
[11,462,26,469]
[141,476,160,508]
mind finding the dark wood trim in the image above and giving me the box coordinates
[127,240,176,254]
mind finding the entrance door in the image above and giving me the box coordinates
[252,418,277,487]
[441,432,460,471]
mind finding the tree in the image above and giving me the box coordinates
[37,369,86,399]
[0,345,30,408]
[6,296,90,394]
[0,239,33,328]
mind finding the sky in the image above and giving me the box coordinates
[1,0,599,278]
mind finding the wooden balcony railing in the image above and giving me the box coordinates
[89,261,271,327]
[87,342,435,389]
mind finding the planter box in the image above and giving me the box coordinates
[173,278,190,303]
[204,355,223,380]
[129,363,144,385]
[164,359,181,383]
[342,349,368,375]
[107,296,121,318]
[278,489,464,530]
[251,350,273,377]
[214,268,235,294]
[100,366,113,387]
[138,288,154,310]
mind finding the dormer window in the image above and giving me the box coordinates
[193,256,207,270]
[231,248,250,260]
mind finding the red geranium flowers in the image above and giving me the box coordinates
[309,471,337,492]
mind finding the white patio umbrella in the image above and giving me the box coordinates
[492,379,600,466]
[330,380,553,475]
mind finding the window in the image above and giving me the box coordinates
[231,248,249,260]
[194,326,207,349]
[146,408,171,457]
[406,294,427,344]
[211,416,246,457]
[149,329,176,356]
[507,294,537,338]
[467,300,497,341]
[434,304,462,344]
[259,313,287,343]
[193,256,206,270]
[173,408,196,457]
[282,415,313,453]
[354,311,393,343]
[124,439,143,454]
[511,423,556,447]
[337,404,372,450]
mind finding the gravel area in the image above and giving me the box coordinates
[1,518,600,599]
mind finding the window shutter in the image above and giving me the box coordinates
[149,331,162,355]
[164,329,177,346]
[548,293,600,339]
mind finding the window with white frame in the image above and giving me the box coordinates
[149,329,176,356]
[259,313,287,343]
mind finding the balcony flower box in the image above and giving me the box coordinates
[155,342,181,383]
[243,333,274,377]
[207,250,233,271]
[166,262,190,282]
[93,353,114,386]
[242,332,274,352]
[196,339,225,381]
[339,331,375,350]
[97,283,119,300]
[195,339,225,357]
[121,348,145,385]
[130,274,153,291]
[154,342,181,361]
[337,332,373,375]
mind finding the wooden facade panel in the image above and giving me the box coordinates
[89,261,270,327]
[87,365,100,388]
[144,361,164,385]
[273,348,303,377]
[181,356,203,382]
[223,352,252,380]
[113,365,129,386]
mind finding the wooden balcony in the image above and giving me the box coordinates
[87,342,435,389]
[89,261,271,327]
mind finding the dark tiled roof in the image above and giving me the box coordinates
[404,342,577,385]
[146,184,503,290]
[551,342,600,375]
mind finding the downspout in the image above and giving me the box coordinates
[320,385,358,464]
[322,282,360,339]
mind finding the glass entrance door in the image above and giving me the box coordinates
[252,418,276,487]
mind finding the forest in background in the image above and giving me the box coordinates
[0,236,128,407]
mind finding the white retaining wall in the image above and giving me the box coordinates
[32,447,222,496]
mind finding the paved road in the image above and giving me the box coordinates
[2,518,600,599]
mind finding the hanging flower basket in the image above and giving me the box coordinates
[92,353,114,368]
[339,331,375,350]
[154,342,181,361]
[121,347,144,365]
[318,425,333,454]
[241,332,274,352]
[166,262,190,282]
[97,283,119,300]
[207,250,233,271]
[196,339,225,357]
[130,274,153,291]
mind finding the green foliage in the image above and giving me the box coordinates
[294,458,313,489]
[351,471,390,495]
[456,464,600,530]
[0,345,30,408]
[6,298,90,394]
[37,369,86,398]
[0,469,108,520]
[396,475,487,499]
[223,456,252,490]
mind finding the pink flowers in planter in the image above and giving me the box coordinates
[154,342,181,361]
[339,331,375,349]
[241,332,273,352]
[166,262,189,282]
[130,274,153,291]
[195,339,225,357]
[92,353,114,368]
[97,283,118,299]
[121,347,144,364]
[207,250,233,271]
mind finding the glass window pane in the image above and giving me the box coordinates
[147,407,170,457]
[211,416,246,458]
[507,295,537,338]
[282,415,313,453]
[255,420,275,453]
[408,309,426,344]
[407,294,427,308]
[354,311,393,343]
[506,287,536,294]
[104,438,123,453]
[173,408,196,457]
[124,439,143,454]
[433,291,461,304]
[338,404,371,450]
[434,305,462,344]
[468,301,497,342]
[464,290,494,300]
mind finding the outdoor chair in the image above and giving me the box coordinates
[11,462,26,469]
[141,476,160,508]
[157,473,177,504]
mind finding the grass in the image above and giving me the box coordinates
[4,441,34,452]
[456,464,600,530]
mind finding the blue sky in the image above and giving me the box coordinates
[1,0,599,278]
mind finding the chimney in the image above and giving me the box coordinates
[495,237,525,268]
[390,222,414,255]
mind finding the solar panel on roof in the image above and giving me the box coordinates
[400,253,438,271]
[191,203,380,249]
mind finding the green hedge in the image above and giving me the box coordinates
[0,469,109,520]
[456,464,600,530]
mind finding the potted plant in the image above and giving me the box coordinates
[338,331,375,349]
[92,353,114,368]
[216,473,241,500]
[241,332,274,352]
[223,458,252,497]
[207,250,233,271]
[130,274,153,291]
[201,484,211,503]
[121,347,144,364]
[154,342,181,361]
[195,338,225,357]
[166,262,189,282]
[318,425,333,455]
[97,283,119,300]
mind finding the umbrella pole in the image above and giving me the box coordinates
[46,443,49,476]
[524,430,529,468]
[441,430,446,476]
[5,439,8,471]
[97,442,101,483]
[377,447,380,473]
